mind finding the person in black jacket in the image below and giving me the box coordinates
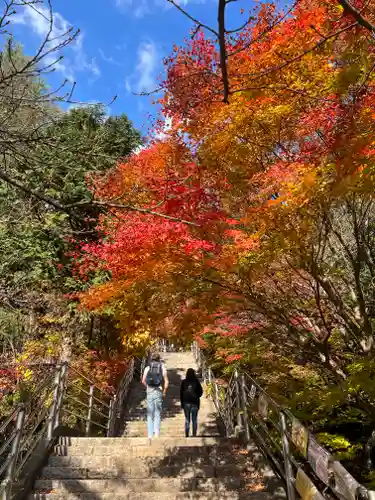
[180,368,203,437]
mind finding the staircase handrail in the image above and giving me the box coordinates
[192,341,373,500]
[0,358,135,500]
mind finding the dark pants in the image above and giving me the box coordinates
[183,403,198,437]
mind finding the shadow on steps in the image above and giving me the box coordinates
[32,436,284,499]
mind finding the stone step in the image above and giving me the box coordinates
[54,445,239,459]
[41,464,245,479]
[56,437,225,447]
[124,414,216,422]
[123,432,220,438]
[30,492,271,500]
[126,415,215,427]
[49,453,247,468]
[126,408,215,415]
[123,426,218,433]
[34,477,244,493]
[127,403,213,409]
[54,446,235,459]
[123,426,219,436]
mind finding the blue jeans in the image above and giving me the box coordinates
[183,403,198,437]
[147,390,163,438]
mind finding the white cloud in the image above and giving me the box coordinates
[125,78,132,94]
[12,3,100,82]
[124,40,159,95]
[114,0,206,17]
[115,0,150,17]
[73,34,101,80]
[136,41,158,93]
[99,49,124,67]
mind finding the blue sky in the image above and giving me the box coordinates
[10,0,249,136]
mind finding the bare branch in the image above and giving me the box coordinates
[226,16,255,35]
[166,0,218,36]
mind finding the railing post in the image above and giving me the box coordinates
[140,356,145,382]
[2,405,25,500]
[54,362,68,430]
[240,374,251,442]
[235,371,243,431]
[214,382,220,410]
[223,387,233,437]
[47,365,62,440]
[107,397,115,437]
[86,384,95,436]
[280,412,296,500]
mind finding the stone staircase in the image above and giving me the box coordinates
[29,352,280,500]
[123,352,220,438]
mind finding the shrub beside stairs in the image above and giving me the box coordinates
[29,351,284,500]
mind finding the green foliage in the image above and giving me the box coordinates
[33,105,142,205]
[316,432,362,461]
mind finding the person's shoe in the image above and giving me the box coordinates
[185,431,189,438]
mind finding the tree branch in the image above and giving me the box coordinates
[337,0,375,32]
[0,169,200,227]
[0,168,65,211]
[239,21,358,81]
[65,200,200,226]
[167,0,218,36]
[218,0,230,103]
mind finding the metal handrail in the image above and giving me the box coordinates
[0,357,135,500]
[192,341,373,500]
[0,409,18,435]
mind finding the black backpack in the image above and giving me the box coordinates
[183,381,198,402]
[146,362,163,387]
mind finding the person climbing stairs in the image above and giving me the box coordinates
[29,351,282,499]
[124,351,220,438]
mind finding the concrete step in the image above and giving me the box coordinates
[49,452,248,468]
[126,408,192,415]
[54,441,238,459]
[123,432,220,438]
[123,425,219,437]
[126,407,216,414]
[124,414,216,422]
[30,492,272,500]
[124,416,216,424]
[123,426,219,433]
[41,464,246,479]
[34,477,244,492]
[54,446,234,459]
[56,437,226,447]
